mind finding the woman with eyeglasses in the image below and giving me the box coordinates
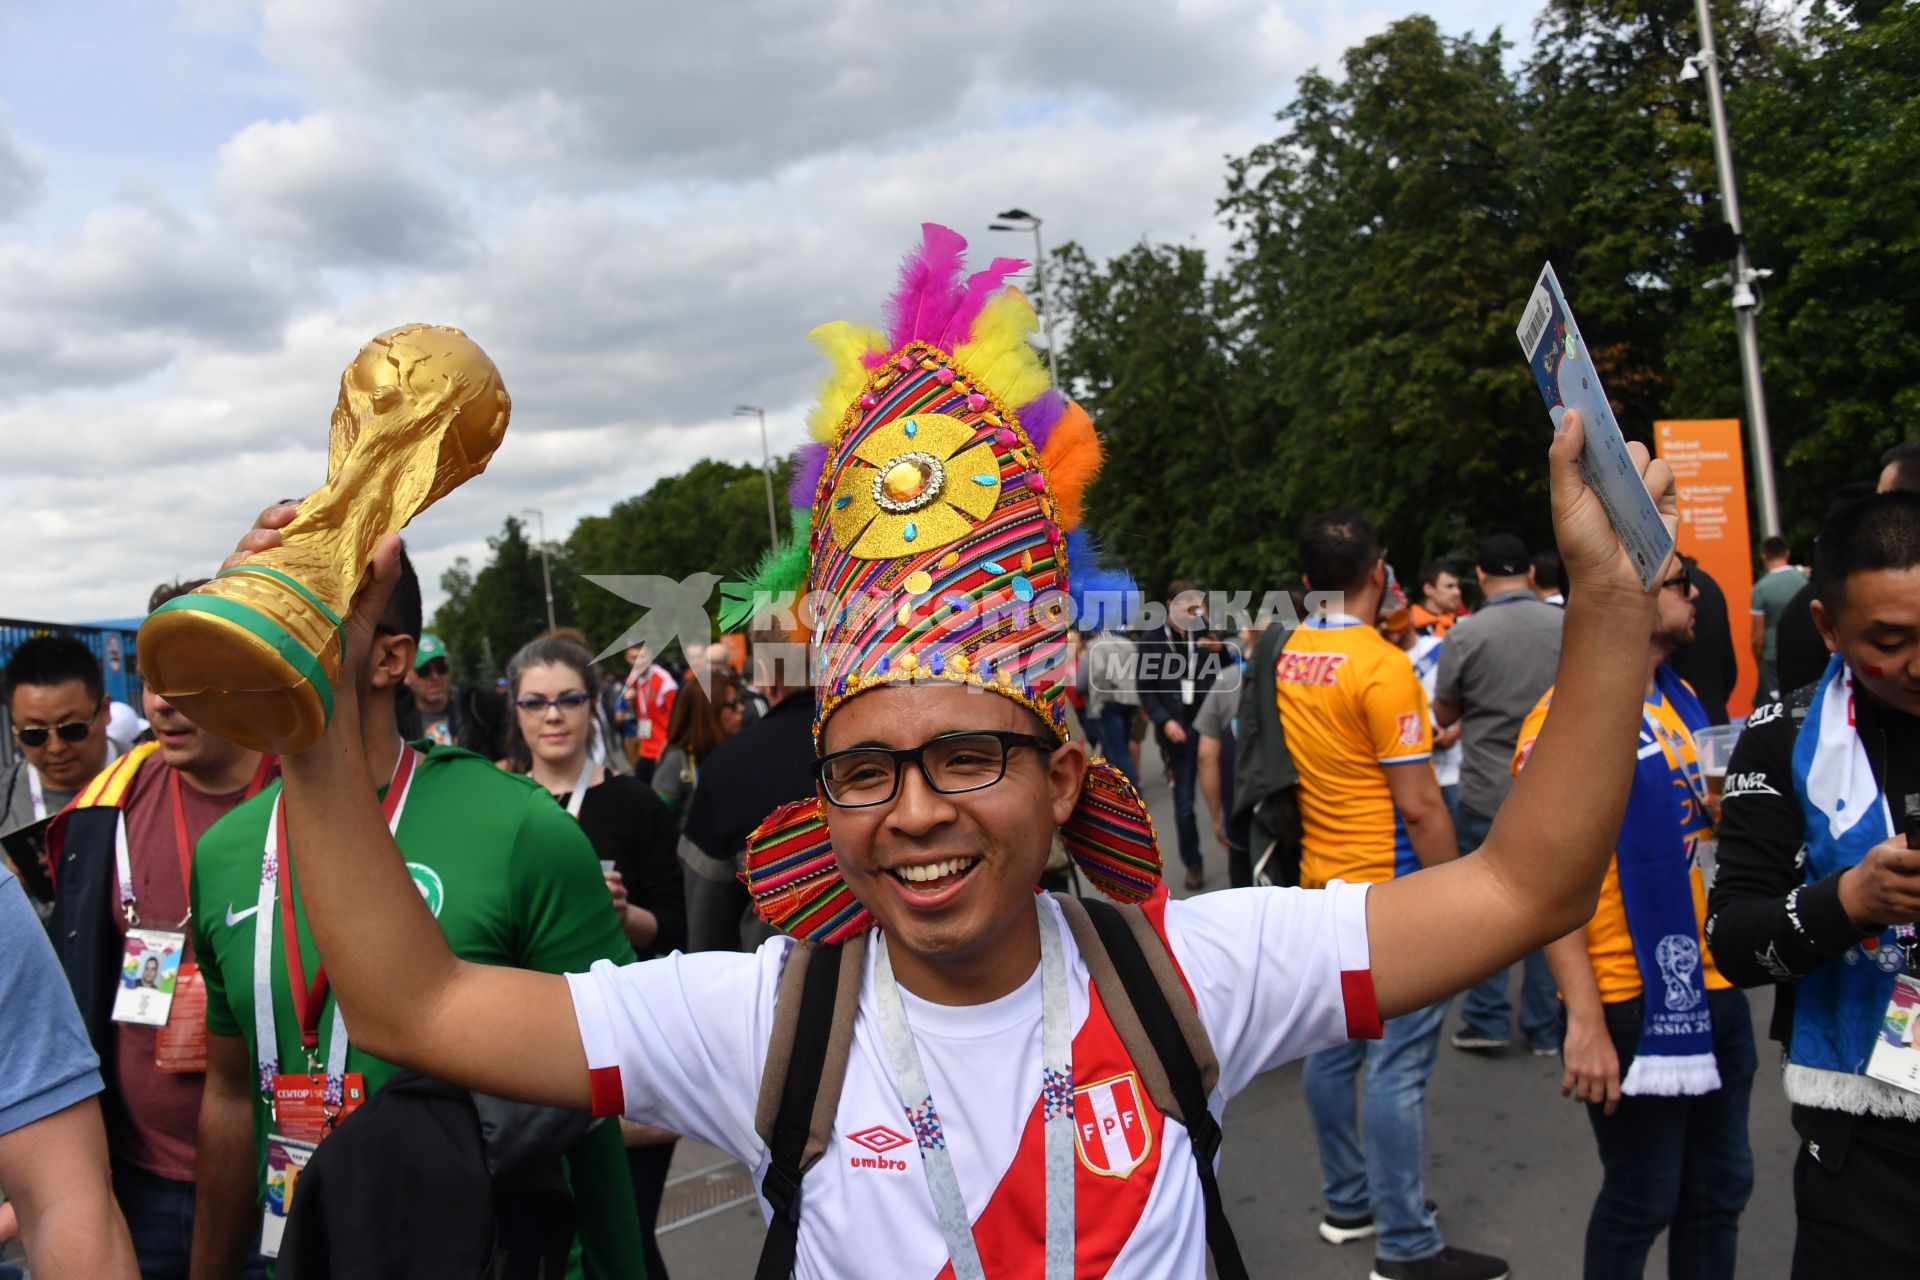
[503,634,687,1279]
[650,667,744,828]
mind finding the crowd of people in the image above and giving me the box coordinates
[1,223,1916,1280]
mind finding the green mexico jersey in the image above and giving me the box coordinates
[190,742,645,1279]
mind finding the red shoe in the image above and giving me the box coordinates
[1183,867,1205,892]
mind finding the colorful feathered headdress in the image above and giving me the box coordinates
[731,224,1161,942]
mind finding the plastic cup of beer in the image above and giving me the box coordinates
[1694,723,1742,819]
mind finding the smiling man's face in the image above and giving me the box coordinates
[817,682,1084,1003]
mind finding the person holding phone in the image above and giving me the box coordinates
[1707,491,1920,1274]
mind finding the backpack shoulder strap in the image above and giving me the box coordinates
[752,932,866,1280]
[1051,894,1217,1117]
[1054,893,1248,1280]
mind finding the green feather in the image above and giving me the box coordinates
[719,508,813,632]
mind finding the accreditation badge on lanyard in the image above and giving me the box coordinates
[113,759,276,1043]
[1867,926,1920,1097]
[256,745,417,1259]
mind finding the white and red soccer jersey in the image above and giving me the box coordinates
[623,663,677,762]
[566,883,1376,1278]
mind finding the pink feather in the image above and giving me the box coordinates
[884,224,970,349]
[788,443,829,509]
[939,257,1027,348]
[1015,390,1064,451]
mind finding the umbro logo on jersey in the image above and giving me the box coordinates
[847,1125,910,1171]
[224,904,260,927]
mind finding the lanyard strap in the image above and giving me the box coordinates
[26,765,45,823]
[119,756,278,928]
[874,897,1074,1280]
[253,745,417,1102]
[564,754,596,820]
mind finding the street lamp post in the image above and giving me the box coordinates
[988,208,1066,394]
[519,508,557,633]
[1684,0,1781,538]
[735,405,781,551]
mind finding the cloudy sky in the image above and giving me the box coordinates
[1,0,1538,628]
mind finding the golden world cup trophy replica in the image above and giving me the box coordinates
[139,324,511,753]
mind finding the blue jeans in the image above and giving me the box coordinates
[1302,997,1450,1262]
[112,1164,270,1280]
[1163,732,1201,870]
[1584,988,1756,1278]
[1455,803,1562,1048]
[1098,703,1140,788]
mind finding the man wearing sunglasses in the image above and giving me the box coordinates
[3,634,118,855]
[402,632,509,758]
[1526,557,1756,1275]
[42,580,274,1280]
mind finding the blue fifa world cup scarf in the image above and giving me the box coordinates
[1617,664,1720,1096]
[1784,655,1919,1118]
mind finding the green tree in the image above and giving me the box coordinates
[1218,16,1553,564]
[1670,0,1920,546]
[1055,241,1277,596]
[430,516,575,680]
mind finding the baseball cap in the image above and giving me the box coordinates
[1477,534,1530,577]
[414,633,448,671]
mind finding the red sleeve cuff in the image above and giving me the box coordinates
[1341,969,1382,1040]
[587,1065,625,1118]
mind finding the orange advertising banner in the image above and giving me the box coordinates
[1654,419,1756,718]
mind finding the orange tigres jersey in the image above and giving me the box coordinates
[1514,687,1729,1003]
[1274,617,1433,887]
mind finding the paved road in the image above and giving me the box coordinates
[659,736,1799,1277]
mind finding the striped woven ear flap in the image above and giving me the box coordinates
[744,796,875,944]
[1059,761,1163,904]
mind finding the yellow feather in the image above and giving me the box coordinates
[806,321,887,442]
[954,289,1050,411]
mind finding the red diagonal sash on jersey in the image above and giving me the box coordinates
[934,893,1196,1279]
[932,977,1167,1280]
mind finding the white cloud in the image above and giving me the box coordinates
[214,112,470,266]
[2,0,1542,629]
[254,0,1377,185]
[0,113,47,222]
[0,198,308,397]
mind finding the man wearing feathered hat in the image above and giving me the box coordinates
[232,226,1675,1277]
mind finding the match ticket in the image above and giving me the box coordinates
[1517,263,1675,591]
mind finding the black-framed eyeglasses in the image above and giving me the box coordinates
[1660,568,1694,594]
[515,692,594,714]
[813,730,1056,808]
[12,719,95,748]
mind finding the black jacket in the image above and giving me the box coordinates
[1774,580,1829,699]
[46,745,161,1068]
[1134,623,1233,737]
[278,1072,587,1280]
[682,691,814,866]
[1668,560,1740,725]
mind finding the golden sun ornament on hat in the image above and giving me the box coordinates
[724,224,1161,943]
